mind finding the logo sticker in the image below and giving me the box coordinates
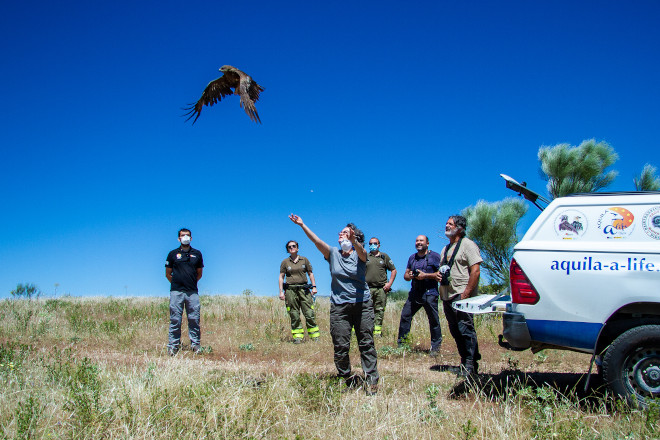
[597,207,635,239]
[176,253,182,259]
[642,206,660,240]
[553,210,587,239]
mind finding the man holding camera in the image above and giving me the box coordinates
[438,215,482,376]
[396,235,442,355]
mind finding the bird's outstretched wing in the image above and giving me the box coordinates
[238,75,265,124]
[183,75,236,124]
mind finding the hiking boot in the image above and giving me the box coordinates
[310,336,319,342]
[365,382,378,396]
[429,348,440,358]
[293,338,303,344]
[167,346,179,356]
[191,345,202,354]
[344,374,362,389]
[457,363,478,378]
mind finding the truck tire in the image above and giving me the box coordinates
[603,325,660,408]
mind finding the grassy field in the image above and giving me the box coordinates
[1,294,658,439]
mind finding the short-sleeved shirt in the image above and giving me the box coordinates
[327,247,370,304]
[407,250,442,296]
[439,237,483,300]
[365,252,396,287]
[280,256,313,285]
[165,247,204,293]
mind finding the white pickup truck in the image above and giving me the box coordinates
[494,178,660,407]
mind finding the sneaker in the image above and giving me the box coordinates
[191,345,201,354]
[293,338,303,344]
[310,336,319,342]
[429,348,440,357]
[365,382,378,396]
[167,346,179,356]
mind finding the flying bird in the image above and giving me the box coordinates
[184,65,264,124]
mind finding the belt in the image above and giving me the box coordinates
[368,283,386,288]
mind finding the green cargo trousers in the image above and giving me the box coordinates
[285,285,319,340]
[370,286,387,336]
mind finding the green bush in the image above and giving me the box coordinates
[389,289,409,302]
[10,283,42,300]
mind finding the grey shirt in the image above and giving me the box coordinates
[327,246,370,304]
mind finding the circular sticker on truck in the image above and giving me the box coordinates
[642,206,660,240]
[597,207,635,239]
[553,210,588,239]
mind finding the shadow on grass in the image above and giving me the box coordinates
[430,364,608,409]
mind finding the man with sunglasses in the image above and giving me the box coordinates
[365,237,397,337]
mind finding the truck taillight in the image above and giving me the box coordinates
[510,258,539,305]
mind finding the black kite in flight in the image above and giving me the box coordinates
[184,65,264,124]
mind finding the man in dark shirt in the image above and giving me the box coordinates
[397,235,443,356]
[165,228,204,355]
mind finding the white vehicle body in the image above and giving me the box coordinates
[500,191,660,406]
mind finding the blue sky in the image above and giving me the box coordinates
[1,0,659,298]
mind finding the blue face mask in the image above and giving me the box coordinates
[368,244,378,252]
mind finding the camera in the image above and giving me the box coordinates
[439,265,451,286]
[411,268,420,277]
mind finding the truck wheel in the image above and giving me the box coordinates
[603,325,660,408]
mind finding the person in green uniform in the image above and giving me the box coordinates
[365,237,397,337]
[279,240,320,343]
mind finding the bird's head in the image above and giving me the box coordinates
[219,65,236,73]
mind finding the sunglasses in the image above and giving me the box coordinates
[287,245,298,249]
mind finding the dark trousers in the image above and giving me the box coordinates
[330,300,379,385]
[442,299,481,369]
[397,293,442,350]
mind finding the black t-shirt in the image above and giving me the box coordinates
[165,247,204,293]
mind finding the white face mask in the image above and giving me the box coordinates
[180,235,191,245]
[340,239,353,252]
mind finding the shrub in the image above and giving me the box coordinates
[10,283,42,300]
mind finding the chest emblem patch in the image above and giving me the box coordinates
[176,253,182,259]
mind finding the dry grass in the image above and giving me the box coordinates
[1,295,658,439]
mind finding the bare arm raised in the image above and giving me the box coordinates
[289,214,331,260]
[347,228,367,263]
